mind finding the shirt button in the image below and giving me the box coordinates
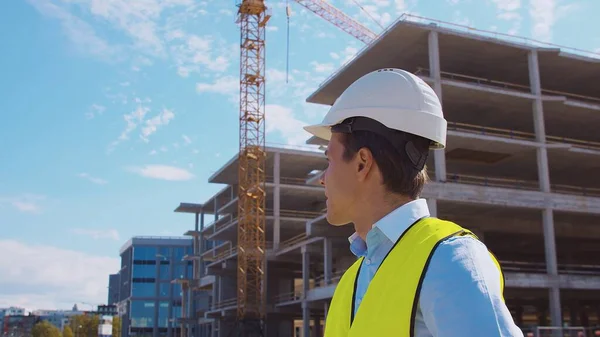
[365,259,371,265]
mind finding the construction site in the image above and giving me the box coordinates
[167,2,600,337]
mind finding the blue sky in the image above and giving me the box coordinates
[0,0,598,310]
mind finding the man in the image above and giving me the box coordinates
[303,68,523,337]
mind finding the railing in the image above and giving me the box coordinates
[275,270,346,304]
[546,136,600,151]
[266,175,315,186]
[444,173,540,191]
[416,67,600,104]
[211,298,237,310]
[202,243,237,262]
[416,67,532,94]
[447,122,536,141]
[313,270,345,287]
[278,209,324,218]
[274,286,303,303]
[449,121,600,151]
[210,209,324,234]
[211,214,234,232]
[443,172,600,197]
[280,233,309,249]
[500,261,600,276]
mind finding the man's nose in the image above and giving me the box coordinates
[319,170,326,186]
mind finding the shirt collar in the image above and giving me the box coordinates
[348,198,430,254]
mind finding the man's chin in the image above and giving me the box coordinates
[326,214,351,227]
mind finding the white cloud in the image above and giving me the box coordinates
[27,0,229,75]
[492,0,520,11]
[77,173,108,185]
[120,105,150,141]
[127,164,195,181]
[0,194,46,214]
[529,0,577,42]
[170,34,231,77]
[491,0,522,35]
[26,0,123,62]
[196,75,239,103]
[182,135,192,145]
[311,61,335,73]
[71,228,120,241]
[85,104,106,119]
[266,104,311,145]
[140,109,176,142]
[0,240,119,310]
[109,101,176,151]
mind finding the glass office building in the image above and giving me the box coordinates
[116,236,193,337]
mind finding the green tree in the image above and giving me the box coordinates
[69,314,99,337]
[32,321,61,337]
[112,316,122,337]
[62,325,74,337]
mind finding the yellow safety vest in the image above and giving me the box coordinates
[324,217,505,337]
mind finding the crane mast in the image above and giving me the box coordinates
[235,0,270,332]
[233,0,372,334]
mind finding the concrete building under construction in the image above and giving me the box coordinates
[177,17,600,337]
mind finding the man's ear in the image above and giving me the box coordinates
[356,147,373,180]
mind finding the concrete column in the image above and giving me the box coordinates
[213,197,218,222]
[302,246,310,296]
[302,302,311,337]
[426,198,437,217]
[544,208,562,327]
[200,210,205,278]
[428,30,447,182]
[323,238,332,285]
[194,212,199,280]
[274,151,281,249]
[529,49,562,327]
[528,50,551,193]
[302,246,311,337]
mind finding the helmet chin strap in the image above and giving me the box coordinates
[331,117,429,171]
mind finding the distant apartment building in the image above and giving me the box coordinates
[2,315,40,337]
[113,236,195,337]
[108,273,120,305]
[33,308,86,331]
[0,307,26,335]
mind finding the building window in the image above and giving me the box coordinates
[133,246,158,261]
[159,264,170,281]
[173,264,185,280]
[158,283,170,297]
[157,302,169,328]
[133,263,156,278]
[173,247,185,262]
[132,280,156,297]
[130,301,155,328]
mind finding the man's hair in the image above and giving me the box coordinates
[339,129,430,199]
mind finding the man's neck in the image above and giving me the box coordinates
[352,193,412,241]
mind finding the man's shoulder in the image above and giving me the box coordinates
[423,233,501,285]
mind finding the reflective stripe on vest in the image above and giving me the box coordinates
[323,217,505,337]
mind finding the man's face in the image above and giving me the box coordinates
[321,133,359,226]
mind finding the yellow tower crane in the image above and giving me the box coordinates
[233,0,377,335]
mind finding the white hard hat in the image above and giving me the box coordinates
[304,68,447,149]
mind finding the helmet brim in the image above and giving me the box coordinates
[303,123,333,142]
